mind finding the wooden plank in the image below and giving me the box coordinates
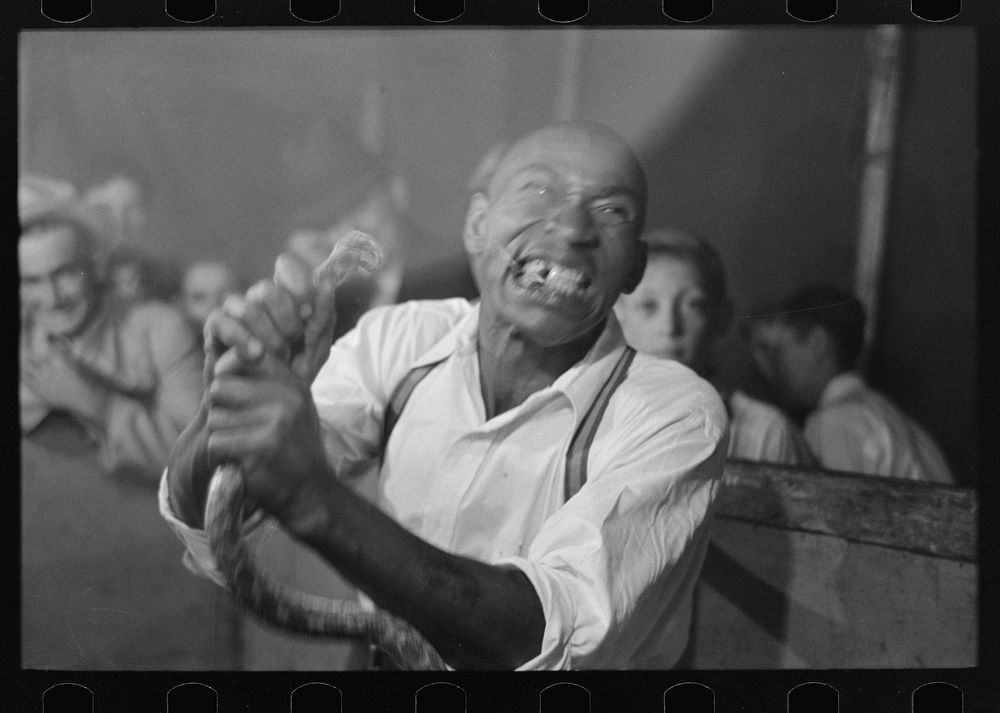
[717,460,977,562]
[691,519,977,668]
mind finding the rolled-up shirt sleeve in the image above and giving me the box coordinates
[496,385,728,670]
[157,300,463,585]
[158,470,228,587]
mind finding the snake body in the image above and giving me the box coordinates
[205,464,446,670]
[202,233,447,671]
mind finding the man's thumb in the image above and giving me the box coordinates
[273,253,316,320]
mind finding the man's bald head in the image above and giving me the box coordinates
[485,122,648,230]
[463,121,650,349]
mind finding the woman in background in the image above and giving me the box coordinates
[616,228,814,467]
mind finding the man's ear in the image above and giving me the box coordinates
[622,240,648,295]
[462,192,490,256]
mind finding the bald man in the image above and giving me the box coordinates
[160,122,728,670]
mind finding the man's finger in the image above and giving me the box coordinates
[205,395,270,433]
[212,348,247,378]
[245,279,302,343]
[207,372,270,408]
[273,253,315,319]
[205,304,264,364]
[221,294,292,359]
[208,354,293,406]
[205,427,270,472]
[214,348,290,383]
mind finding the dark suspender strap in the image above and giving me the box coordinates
[382,346,635,503]
[564,346,636,502]
[382,359,446,449]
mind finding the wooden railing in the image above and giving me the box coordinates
[689,460,977,668]
[717,460,977,562]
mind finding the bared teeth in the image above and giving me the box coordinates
[516,259,587,293]
[520,259,549,285]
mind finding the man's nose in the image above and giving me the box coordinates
[544,195,598,246]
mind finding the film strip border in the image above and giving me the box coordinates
[13,0,974,26]
[6,2,997,712]
[7,671,990,711]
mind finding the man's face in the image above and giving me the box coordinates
[466,125,646,347]
[20,225,99,338]
[616,255,719,373]
[747,321,817,411]
[182,263,239,329]
[110,262,144,303]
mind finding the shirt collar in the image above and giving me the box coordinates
[409,300,481,368]
[551,314,630,411]
[819,370,866,407]
[411,300,630,418]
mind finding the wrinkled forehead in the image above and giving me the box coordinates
[491,126,646,202]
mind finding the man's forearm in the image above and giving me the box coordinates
[292,469,546,670]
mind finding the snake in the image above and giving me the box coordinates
[203,232,448,671]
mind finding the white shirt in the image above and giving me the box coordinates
[727,389,814,467]
[804,371,954,484]
[159,298,728,669]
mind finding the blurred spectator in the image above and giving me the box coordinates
[80,165,148,248]
[106,244,180,307]
[19,173,78,212]
[76,162,183,307]
[19,177,238,671]
[108,248,146,305]
[616,229,814,466]
[180,260,242,333]
[19,200,202,484]
[744,284,953,483]
[19,175,80,324]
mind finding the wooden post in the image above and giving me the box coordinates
[853,26,905,367]
[553,29,585,122]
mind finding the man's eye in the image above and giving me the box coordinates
[520,181,551,195]
[592,204,632,225]
[639,300,657,315]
